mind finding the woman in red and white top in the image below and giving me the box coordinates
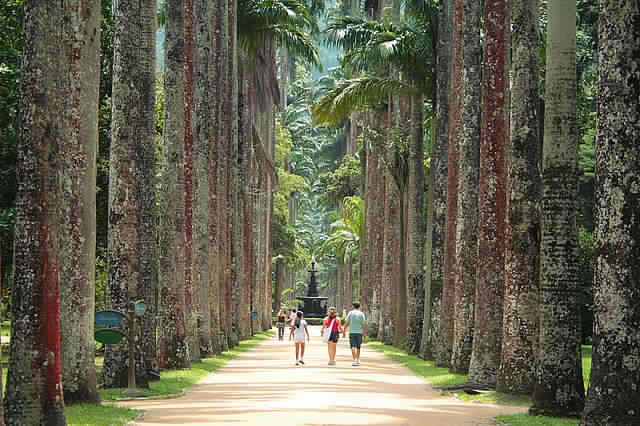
[321,306,343,366]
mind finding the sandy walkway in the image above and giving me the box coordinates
[119,326,526,425]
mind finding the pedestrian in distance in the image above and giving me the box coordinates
[343,302,366,366]
[276,309,287,340]
[288,307,297,340]
[292,311,310,366]
[321,306,342,365]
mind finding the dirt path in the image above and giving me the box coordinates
[119,326,526,425]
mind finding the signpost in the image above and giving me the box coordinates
[94,299,147,397]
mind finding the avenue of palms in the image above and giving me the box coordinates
[0,0,638,425]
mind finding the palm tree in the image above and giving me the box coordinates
[497,0,540,395]
[319,196,365,264]
[581,2,640,424]
[530,0,585,416]
[314,7,437,348]
[439,0,463,369]
[466,0,508,385]
[5,1,67,423]
[58,0,101,404]
[420,0,451,362]
[158,0,190,369]
[450,0,481,375]
[103,0,157,388]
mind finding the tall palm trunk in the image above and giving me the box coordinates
[437,0,464,368]
[530,0,584,416]
[227,0,240,347]
[421,0,451,361]
[497,0,540,395]
[5,1,66,423]
[407,93,425,354]
[467,0,508,386]
[194,0,215,356]
[236,59,251,339]
[59,0,100,404]
[214,0,230,352]
[380,174,399,345]
[103,0,156,388]
[581,2,640,424]
[158,0,190,370]
[363,129,384,337]
[450,0,481,375]
[184,0,201,363]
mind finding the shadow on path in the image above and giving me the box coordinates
[119,326,525,425]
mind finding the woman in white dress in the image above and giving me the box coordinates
[292,311,310,366]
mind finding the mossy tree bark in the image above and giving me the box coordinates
[450,0,481,375]
[407,93,425,355]
[467,0,509,386]
[194,0,214,356]
[421,0,451,361]
[497,0,540,395]
[437,0,463,368]
[158,0,190,370]
[581,1,640,424]
[5,1,66,423]
[103,0,157,388]
[59,0,100,404]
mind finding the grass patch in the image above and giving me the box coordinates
[495,414,579,426]
[65,330,273,426]
[367,340,593,426]
[582,345,592,389]
[365,341,466,387]
[67,403,140,426]
[456,391,530,406]
[100,331,273,400]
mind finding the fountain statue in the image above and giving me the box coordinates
[296,257,328,318]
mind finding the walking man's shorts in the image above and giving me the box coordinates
[349,333,363,349]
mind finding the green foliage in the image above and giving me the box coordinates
[317,195,364,263]
[238,0,321,68]
[320,154,362,203]
[95,256,108,312]
[0,0,23,291]
[280,288,302,309]
[275,120,293,167]
[278,169,308,195]
[313,76,414,125]
[97,0,116,255]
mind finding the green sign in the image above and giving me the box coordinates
[95,328,126,344]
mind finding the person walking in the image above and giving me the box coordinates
[321,306,342,366]
[288,308,297,340]
[276,309,287,340]
[292,311,310,366]
[343,302,366,366]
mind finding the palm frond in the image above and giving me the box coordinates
[240,24,321,68]
[324,16,394,50]
[312,76,415,125]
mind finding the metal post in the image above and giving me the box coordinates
[124,299,142,397]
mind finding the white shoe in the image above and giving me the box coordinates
[328,360,336,366]
[352,360,358,366]
[355,360,360,366]
[295,361,299,366]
